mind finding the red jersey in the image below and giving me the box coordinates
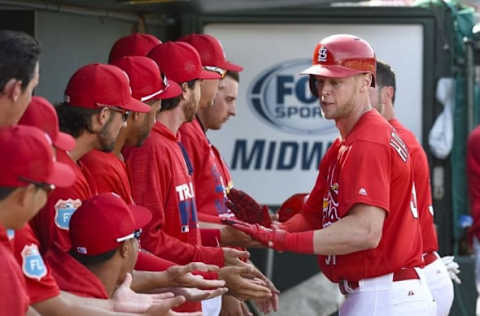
[180,119,233,223]
[125,122,224,266]
[0,226,30,315]
[14,224,60,304]
[30,150,93,253]
[80,150,134,204]
[44,247,108,299]
[390,119,438,253]
[303,110,423,282]
[468,126,480,239]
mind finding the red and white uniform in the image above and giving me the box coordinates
[30,150,93,253]
[80,150,134,204]
[296,110,434,315]
[180,119,233,223]
[0,225,30,315]
[44,247,109,299]
[14,224,61,305]
[390,119,452,316]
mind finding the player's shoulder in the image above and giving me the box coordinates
[348,110,393,145]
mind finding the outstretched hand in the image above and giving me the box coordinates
[165,262,226,289]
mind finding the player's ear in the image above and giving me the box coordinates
[2,79,22,102]
[119,241,129,259]
[16,185,35,208]
[131,111,142,122]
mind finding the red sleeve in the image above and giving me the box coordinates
[127,141,224,267]
[411,147,438,251]
[0,243,30,314]
[30,187,86,253]
[339,141,391,216]
[200,229,221,247]
[135,250,175,271]
[14,225,60,304]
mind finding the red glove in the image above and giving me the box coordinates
[226,188,272,228]
[222,218,314,254]
[277,193,309,222]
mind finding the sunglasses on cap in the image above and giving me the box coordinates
[116,228,142,243]
[204,66,227,79]
[18,176,56,193]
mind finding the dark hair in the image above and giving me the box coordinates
[0,186,16,201]
[376,60,396,104]
[160,79,197,112]
[0,30,40,91]
[56,103,101,138]
[225,71,239,83]
[70,248,117,266]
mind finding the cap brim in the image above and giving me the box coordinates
[46,161,76,188]
[54,132,76,151]
[122,97,151,113]
[157,80,182,99]
[198,69,221,80]
[222,60,243,72]
[300,64,363,78]
[129,204,152,229]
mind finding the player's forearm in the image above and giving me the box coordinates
[312,204,384,255]
[131,270,169,292]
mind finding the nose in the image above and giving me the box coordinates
[228,102,236,117]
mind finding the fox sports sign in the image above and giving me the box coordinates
[247,59,335,135]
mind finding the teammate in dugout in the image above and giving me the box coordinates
[126,41,274,313]
[0,30,191,316]
[225,34,437,315]
[175,34,278,316]
[369,60,456,316]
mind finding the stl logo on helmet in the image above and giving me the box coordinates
[317,47,328,63]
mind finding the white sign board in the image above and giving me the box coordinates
[205,23,424,204]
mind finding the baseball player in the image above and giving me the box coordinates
[127,41,273,313]
[80,56,180,204]
[0,30,40,126]
[369,60,454,316]
[108,32,162,63]
[177,34,243,225]
[0,125,75,315]
[226,34,436,316]
[29,63,151,254]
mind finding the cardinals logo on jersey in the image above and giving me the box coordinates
[54,199,82,230]
[21,244,47,280]
[323,163,341,266]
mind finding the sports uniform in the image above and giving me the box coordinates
[30,149,93,253]
[126,122,224,265]
[81,150,134,204]
[390,118,453,315]
[14,224,61,304]
[180,118,233,222]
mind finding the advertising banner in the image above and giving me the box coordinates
[205,23,424,204]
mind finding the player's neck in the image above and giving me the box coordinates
[113,127,128,160]
[336,102,371,139]
[156,105,186,136]
[382,102,395,121]
[196,110,208,132]
[87,260,121,298]
[69,133,97,161]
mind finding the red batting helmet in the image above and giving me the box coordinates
[301,34,376,97]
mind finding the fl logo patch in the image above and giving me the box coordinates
[54,199,82,230]
[21,244,47,280]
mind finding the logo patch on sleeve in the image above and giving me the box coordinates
[6,229,15,240]
[54,199,82,230]
[21,244,47,280]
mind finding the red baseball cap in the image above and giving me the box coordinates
[64,63,151,113]
[70,192,152,256]
[148,42,221,84]
[178,34,243,72]
[109,33,162,63]
[0,125,75,188]
[19,96,75,151]
[111,56,182,102]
